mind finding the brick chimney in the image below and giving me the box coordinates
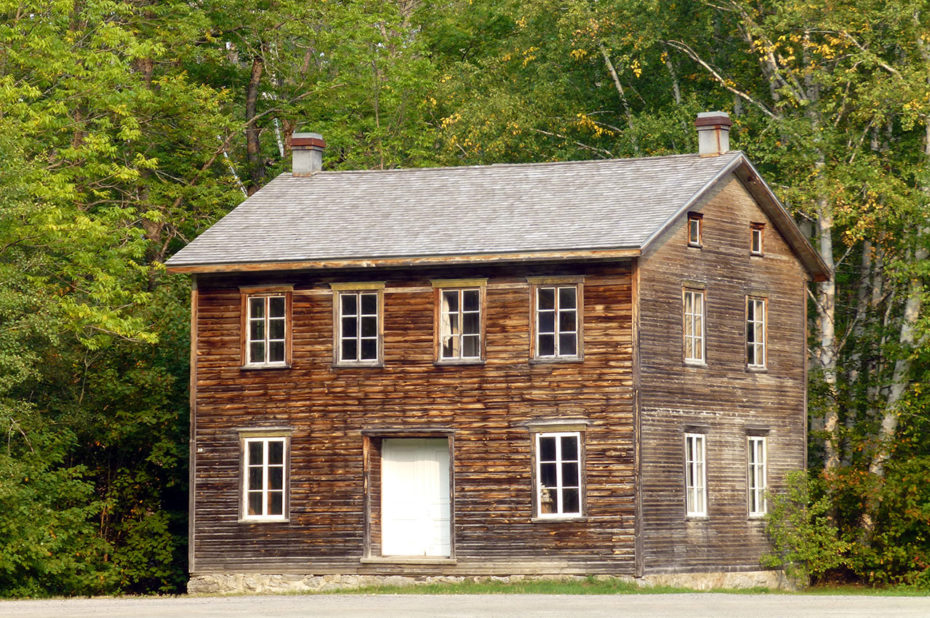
[291,132,326,175]
[695,112,731,157]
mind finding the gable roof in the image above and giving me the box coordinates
[165,151,829,281]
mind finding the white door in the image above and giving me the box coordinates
[381,438,451,557]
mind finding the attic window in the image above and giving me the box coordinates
[750,223,764,255]
[688,213,703,247]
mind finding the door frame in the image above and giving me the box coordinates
[361,428,456,561]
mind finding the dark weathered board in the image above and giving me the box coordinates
[190,261,636,576]
[636,177,808,574]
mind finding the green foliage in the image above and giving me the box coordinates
[762,471,851,585]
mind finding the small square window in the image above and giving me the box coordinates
[685,433,707,517]
[688,213,703,247]
[751,223,764,255]
[242,436,288,521]
[243,292,290,368]
[535,432,583,518]
[748,436,767,517]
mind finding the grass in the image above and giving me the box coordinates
[321,577,930,597]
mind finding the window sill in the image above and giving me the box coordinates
[532,515,586,523]
[746,365,767,373]
[683,360,706,367]
[529,356,584,365]
[688,243,702,249]
[434,358,485,367]
[240,364,291,371]
[238,517,289,524]
[748,514,766,521]
[361,556,456,565]
[685,515,709,521]
[332,361,384,369]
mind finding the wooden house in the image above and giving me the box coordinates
[166,113,830,592]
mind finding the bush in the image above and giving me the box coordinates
[762,470,850,585]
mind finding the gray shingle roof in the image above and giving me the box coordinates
[165,152,747,269]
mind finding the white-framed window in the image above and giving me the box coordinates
[337,289,381,364]
[685,433,707,517]
[750,223,765,255]
[439,288,482,360]
[688,213,703,247]
[535,432,582,518]
[242,436,287,521]
[534,285,579,359]
[683,289,705,364]
[748,436,767,517]
[747,297,766,368]
[246,294,288,367]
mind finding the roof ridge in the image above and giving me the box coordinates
[282,151,744,177]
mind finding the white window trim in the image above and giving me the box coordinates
[685,433,707,517]
[688,213,703,247]
[245,294,288,368]
[683,289,706,365]
[241,436,288,522]
[336,289,382,365]
[438,287,483,361]
[533,284,581,360]
[535,431,583,519]
[747,297,766,368]
[751,223,764,255]
[748,436,767,517]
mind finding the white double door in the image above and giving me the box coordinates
[381,438,451,557]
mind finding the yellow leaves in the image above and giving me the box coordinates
[522,46,538,67]
[570,49,588,61]
[630,58,642,78]
[440,112,461,129]
[516,16,527,30]
[575,113,615,138]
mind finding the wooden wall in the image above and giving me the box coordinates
[636,177,808,574]
[191,261,636,576]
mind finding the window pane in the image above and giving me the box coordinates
[538,312,555,333]
[747,300,755,321]
[269,296,285,317]
[269,318,285,340]
[268,492,283,516]
[268,441,283,465]
[361,293,377,315]
[561,462,579,486]
[447,313,460,335]
[540,488,555,514]
[540,462,557,487]
[269,341,285,363]
[442,290,459,313]
[559,334,577,356]
[248,468,262,491]
[462,335,479,358]
[558,287,576,309]
[539,436,556,461]
[561,436,578,461]
[268,467,283,491]
[559,310,576,333]
[250,342,265,363]
[342,316,357,338]
[463,312,479,334]
[442,340,454,358]
[341,293,357,315]
[248,492,262,516]
[538,334,555,357]
[249,297,264,318]
[361,316,377,337]
[361,338,377,360]
[562,488,580,514]
[463,290,479,311]
[250,320,264,340]
[342,339,357,361]
[249,441,263,463]
[538,287,554,310]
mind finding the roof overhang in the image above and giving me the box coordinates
[165,247,641,275]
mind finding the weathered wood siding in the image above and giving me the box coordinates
[637,177,808,573]
[191,262,635,576]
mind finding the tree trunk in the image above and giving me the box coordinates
[245,54,265,195]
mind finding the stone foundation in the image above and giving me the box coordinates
[188,570,789,595]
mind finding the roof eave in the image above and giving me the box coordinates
[164,247,642,275]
